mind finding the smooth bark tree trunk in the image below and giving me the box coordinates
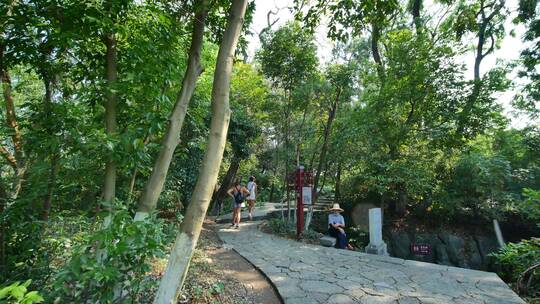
[370,22,385,83]
[211,158,240,215]
[295,103,310,166]
[306,90,340,230]
[459,0,502,135]
[41,154,58,221]
[334,161,342,201]
[411,0,422,33]
[0,179,6,268]
[313,88,341,205]
[135,1,207,220]
[40,74,59,222]
[284,98,291,222]
[153,1,248,302]
[102,33,118,205]
[308,135,322,170]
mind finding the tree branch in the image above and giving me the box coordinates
[0,145,17,171]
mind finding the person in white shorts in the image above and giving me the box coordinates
[246,176,257,220]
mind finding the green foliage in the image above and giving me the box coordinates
[266,218,294,236]
[345,226,369,249]
[434,152,515,221]
[50,209,171,303]
[257,21,318,93]
[513,0,540,117]
[520,188,540,221]
[491,238,540,296]
[265,218,322,242]
[0,280,44,304]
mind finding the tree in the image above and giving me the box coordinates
[135,0,207,220]
[153,0,248,302]
[256,21,318,220]
[211,62,267,214]
[513,0,540,117]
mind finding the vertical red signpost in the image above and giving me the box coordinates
[296,166,304,239]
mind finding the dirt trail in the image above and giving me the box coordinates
[179,220,282,304]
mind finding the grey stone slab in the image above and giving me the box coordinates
[299,279,343,294]
[360,294,399,304]
[397,297,421,304]
[321,235,337,247]
[327,293,358,304]
[284,297,320,304]
[216,219,525,304]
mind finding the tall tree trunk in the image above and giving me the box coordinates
[41,154,58,221]
[211,158,240,215]
[370,22,385,83]
[128,169,138,198]
[135,1,207,220]
[411,0,422,33]
[128,133,151,200]
[284,97,291,221]
[313,88,341,204]
[102,32,118,205]
[269,182,275,202]
[1,71,23,168]
[459,0,502,135]
[306,90,340,230]
[41,75,58,222]
[334,161,342,201]
[295,103,310,166]
[1,68,25,198]
[153,1,248,302]
[0,178,7,268]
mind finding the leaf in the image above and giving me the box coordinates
[23,291,44,304]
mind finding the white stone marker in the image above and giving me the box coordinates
[365,208,388,255]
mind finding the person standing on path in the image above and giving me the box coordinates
[328,203,351,249]
[227,180,250,228]
[246,176,257,220]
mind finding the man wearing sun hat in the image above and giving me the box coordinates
[328,203,350,249]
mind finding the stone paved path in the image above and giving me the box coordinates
[217,221,525,304]
[215,202,284,223]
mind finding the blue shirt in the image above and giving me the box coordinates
[328,213,345,226]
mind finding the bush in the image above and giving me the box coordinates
[0,280,43,304]
[491,238,540,297]
[267,218,294,236]
[265,218,323,243]
[50,208,172,303]
[346,226,369,249]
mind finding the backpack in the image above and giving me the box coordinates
[234,188,244,204]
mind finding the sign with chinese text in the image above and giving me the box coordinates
[302,187,312,205]
[410,243,432,256]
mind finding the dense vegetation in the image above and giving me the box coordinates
[0,0,538,302]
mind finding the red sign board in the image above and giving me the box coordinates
[410,243,432,256]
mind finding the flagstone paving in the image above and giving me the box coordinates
[217,221,525,304]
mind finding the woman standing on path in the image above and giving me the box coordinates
[246,176,257,220]
[227,180,250,228]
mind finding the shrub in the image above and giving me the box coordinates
[346,226,369,249]
[0,280,43,304]
[491,238,540,297]
[267,218,294,236]
[50,208,172,303]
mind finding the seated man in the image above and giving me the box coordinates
[328,203,350,249]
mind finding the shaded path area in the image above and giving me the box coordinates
[176,221,282,304]
[217,221,525,304]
